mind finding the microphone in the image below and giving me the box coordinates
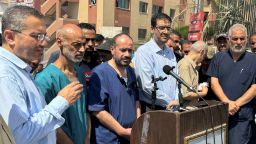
[163,65,195,92]
[163,65,209,107]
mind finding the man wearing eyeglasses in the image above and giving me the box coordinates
[0,5,83,144]
[249,33,256,53]
[207,24,256,144]
[35,24,90,144]
[133,13,179,113]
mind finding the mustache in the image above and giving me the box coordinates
[121,56,131,61]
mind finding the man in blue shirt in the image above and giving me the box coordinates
[35,24,89,144]
[0,5,83,144]
[207,24,256,144]
[133,13,179,112]
[88,33,140,144]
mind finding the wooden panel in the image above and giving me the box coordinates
[131,100,228,144]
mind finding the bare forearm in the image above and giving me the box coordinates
[93,111,126,135]
[236,84,256,107]
[183,88,208,100]
[136,101,141,118]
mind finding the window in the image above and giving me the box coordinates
[139,1,148,13]
[90,0,96,5]
[122,27,129,34]
[116,0,130,9]
[152,5,162,15]
[138,28,147,39]
[169,8,175,18]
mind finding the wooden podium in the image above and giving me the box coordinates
[131,100,228,144]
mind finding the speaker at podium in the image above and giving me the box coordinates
[131,100,228,144]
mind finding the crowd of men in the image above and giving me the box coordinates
[1,5,256,144]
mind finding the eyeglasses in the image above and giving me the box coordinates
[183,50,190,54]
[71,42,86,49]
[155,26,172,33]
[11,29,50,42]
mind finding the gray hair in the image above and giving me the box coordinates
[190,40,207,54]
[56,29,68,40]
[228,24,247,38]
[2,5,44,42]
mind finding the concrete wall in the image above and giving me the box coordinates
[130,0,152,43]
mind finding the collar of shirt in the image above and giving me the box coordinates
[150,38,173,54]
[0,47,32,72]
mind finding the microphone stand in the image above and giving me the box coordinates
[151,75,167,110]
[175,75,209,111]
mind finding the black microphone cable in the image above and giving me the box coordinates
[209,105,216,144]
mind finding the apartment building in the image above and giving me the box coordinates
[0,0,193,60]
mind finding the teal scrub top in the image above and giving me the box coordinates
[35,64,88,144]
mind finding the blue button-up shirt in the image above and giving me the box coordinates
[0,47,69,144]
[133,39,179,107]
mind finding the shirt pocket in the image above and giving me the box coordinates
[239,70,252,85]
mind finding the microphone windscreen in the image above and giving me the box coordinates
[163,65,172,74]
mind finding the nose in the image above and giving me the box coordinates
[88,40,94,47]
[236,38,244,45]
[162,28,169,33]
[39,39,48,48]
[124,50,132,58]
[79,45,86,53]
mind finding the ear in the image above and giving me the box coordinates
[151,26,154,34]
[56,38,62,47]
[110,46,115,55]
[3,30,16,46]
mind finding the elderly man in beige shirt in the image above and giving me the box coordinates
[178,41,208,106]
[0,115,15,144]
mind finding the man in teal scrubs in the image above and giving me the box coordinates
[35,24,89,144]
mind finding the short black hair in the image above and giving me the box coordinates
[77,23,96,32]
[170,30,181,38]
[250,32,256,41]
[181,40,192,45]
[95,34,105,42]
[151,13,172,28]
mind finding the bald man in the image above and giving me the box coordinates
[178,41,208,106]
[88,33,140,144]
[35,24,89,144]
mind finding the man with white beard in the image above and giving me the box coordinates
[207,24,256,144]
[35,24,90,144]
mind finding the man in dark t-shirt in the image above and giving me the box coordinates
[88,33,140,144]
[207,24,256,144]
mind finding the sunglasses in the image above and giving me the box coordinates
[85,38,95,43]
